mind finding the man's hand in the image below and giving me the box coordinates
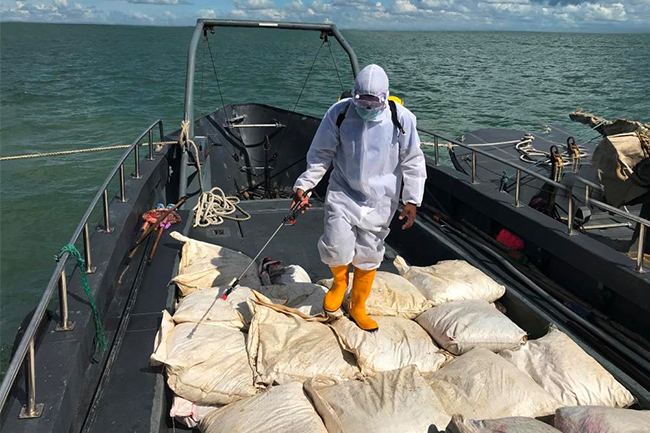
[399,203,417,230]
[291,188,311,214]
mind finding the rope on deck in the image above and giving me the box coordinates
[0,141,178,162]
[177,121,252,228]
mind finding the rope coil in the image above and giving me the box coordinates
[54,244,108,358]
[179,121,251,227]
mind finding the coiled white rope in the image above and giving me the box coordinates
[179,120,251,228]
[192,187,251,227]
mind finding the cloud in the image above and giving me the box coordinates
[197,8,217,18]
[0,0,97,22]
[0,0,647,30]
[123,0,193,5]
[233,0,276,9]
[393,0,418,13]
[331,0,369,6]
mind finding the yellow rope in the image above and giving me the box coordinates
[0,141,178,162]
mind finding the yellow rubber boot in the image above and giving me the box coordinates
[349,267,379,332]
[323,265,349,313]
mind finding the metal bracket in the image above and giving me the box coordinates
[19,403,44,419]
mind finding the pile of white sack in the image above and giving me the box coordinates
[151,234,646,432]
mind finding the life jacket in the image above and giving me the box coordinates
[336,99,406,136]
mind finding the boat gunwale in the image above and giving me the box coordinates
[0,119,165,414]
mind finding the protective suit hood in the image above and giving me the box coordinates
[353,64,389,99]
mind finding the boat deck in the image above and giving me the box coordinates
[86,197,402,432]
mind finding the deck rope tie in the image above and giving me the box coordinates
[0,141,177,162]
[54,244,108,358]
[179,120,251,227]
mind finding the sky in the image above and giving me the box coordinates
[0,0,649,31]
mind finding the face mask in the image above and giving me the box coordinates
[354,105,383,121]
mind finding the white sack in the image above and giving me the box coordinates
[500,326,635,408]
[173,286,254,327]
[276,265,311,284]
[170,232,261,296]
[416,299,527,355]
[446,414,561,433]
[424,348,561,419]
[247,294,360,386]
[330,316,447,374]
[305,366,451,433]
[257,283,327,316]
[151,311,256,405]
[318,271,432,319]
[170,395,219,429]
[199,382,328,433]
[554,406,650,433]
[394,256,506,305]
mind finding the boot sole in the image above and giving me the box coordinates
[349,316,379,333]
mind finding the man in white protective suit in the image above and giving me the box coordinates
[292,64,427,332]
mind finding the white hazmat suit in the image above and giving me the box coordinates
[294,65,427,270]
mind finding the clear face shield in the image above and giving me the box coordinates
[352,92,387,121]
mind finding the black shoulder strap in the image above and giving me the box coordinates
[336,101,350,129]
[389,100,406,135]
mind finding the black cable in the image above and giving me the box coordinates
[327,40,344,92]
[290,39,325,115]
[275,39,326,153]
[205,33,227,115]
[199,38,206,112]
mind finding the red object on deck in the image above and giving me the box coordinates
[496,228,524,251]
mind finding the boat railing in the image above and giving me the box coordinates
[0,119,165,419]
[419,128,649,274]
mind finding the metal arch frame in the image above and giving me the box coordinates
[179,18,360,197]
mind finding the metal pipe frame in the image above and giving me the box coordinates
[55,269,74,332]
[133,142,142,179]
[470,152,478,184]
[180,18,360,197]
[514,169,522,207]
[83,223,96,274]
[147,129,155,161]
[102,189,112,233]
[567,187,576,236]
[0,119,163,415]
[119,164,126,202]
[17,340,43,419]
[433,136,439,166]
[638,225,647,273]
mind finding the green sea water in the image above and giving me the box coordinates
[1,23,649,372]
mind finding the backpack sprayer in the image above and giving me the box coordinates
[187,190,312,338]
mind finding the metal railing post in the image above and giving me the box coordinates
[133,144,141,179]
[471,151,478,184]
[514,169,522,207]
[567,187,576,236]
[83,223,96,274]
[434,136,439,166]
[637,224,647,273]
[18,339,43,419]
[158,121,164,151]
[119,164,127,203]
[55,269,75,332]
[102,189,113,233]
[147,129,155,161]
